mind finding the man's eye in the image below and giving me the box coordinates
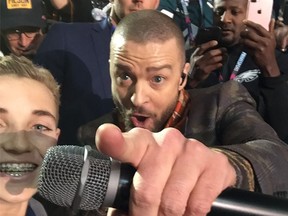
[32,124,51,132]
[116,72,133,87]
[152,76,164,84]
[214,9,224,16]
[119,73,131,81]
[232,10,240,16]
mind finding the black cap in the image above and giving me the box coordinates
[1,0,45,30]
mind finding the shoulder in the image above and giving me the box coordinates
[188,81,256,108]
[188,80,248,96]
[48,18,110,34]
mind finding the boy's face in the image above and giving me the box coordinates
[0,76,60,204]
[110,38,188,132]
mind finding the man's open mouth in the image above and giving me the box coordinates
[131,114,149,127]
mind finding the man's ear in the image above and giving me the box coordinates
[179,62,190,90]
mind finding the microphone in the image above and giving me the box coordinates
[38,145,288,215]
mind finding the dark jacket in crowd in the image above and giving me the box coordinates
[34,18,115,145]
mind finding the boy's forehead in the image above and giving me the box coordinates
[0,75,55,103]
[0,77,59,123]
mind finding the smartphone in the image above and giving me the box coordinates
[194,26,222,46]
[246,0,273,30]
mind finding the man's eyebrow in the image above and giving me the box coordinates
[147,64,173,73]
[115,63,173,72]
[115,63,131,71]
[32,110,57,122]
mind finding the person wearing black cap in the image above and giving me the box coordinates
[0,0,46,59]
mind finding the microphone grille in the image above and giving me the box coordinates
[38,145,112,210]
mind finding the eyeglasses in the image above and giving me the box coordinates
[4,28,40,41]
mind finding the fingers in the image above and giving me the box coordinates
[280,28,288,52]
[274,25,288,50]
[276,20,285,27]
[157,138,201,216]
[96,124,127,159]
[189,44,224,83]
[243,20,270,38]
[269,18,275,33]
[97,126,237,215]
[96,123,148,166]
[130,129,188,215]
[197,40,219,55]
[241,20,276,58]
[184,150,236,215]
[194,49,225,72]
[158,141,236,216]
[281,37,288,51]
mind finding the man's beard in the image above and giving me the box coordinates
[113,95,178,132]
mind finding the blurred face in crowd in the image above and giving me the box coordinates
[110,0,160,23]
[110,38,189,132]
[213,0,247,47]
[0,75,59,206]
[2,27,43,59]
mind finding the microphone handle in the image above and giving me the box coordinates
[113,164,288,215]
[210,187,288,216]
[112,163,136,211]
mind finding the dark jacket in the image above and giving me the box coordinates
[34,18,115,145]
[192,45,288,143]
[78,81,288,197]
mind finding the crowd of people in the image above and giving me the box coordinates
[1,0,288,216]
[187,0,288,143]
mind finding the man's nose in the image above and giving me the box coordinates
[130,82,149,107]
[221,11,232,23]
[18,33,32,47]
